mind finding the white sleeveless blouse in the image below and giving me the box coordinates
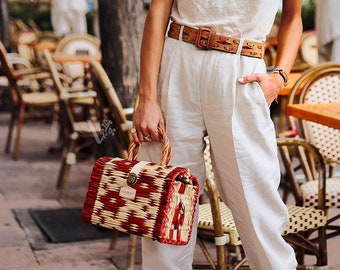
[171,0,280,42]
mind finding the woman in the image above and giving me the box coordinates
[132,0,303,269]
[50,0,88,36]
[316,0,340,62]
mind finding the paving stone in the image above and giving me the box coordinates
[3,260,118,270]
[0,246,38,270]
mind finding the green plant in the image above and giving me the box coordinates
[302,0,316,31]
[8,2,52,31]
[275,0,316,31]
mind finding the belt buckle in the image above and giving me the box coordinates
[196,27,215,50]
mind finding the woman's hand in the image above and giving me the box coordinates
[238,72,285,105]
[131,97,165,144]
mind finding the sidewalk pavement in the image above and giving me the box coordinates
[0,112,339,270]
[0,112,140,270]
[0,112,208,270]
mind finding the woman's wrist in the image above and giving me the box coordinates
[271,67,289,87]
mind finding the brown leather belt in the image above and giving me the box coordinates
[168,22,265,59]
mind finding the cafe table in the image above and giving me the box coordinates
[286,102,340,130]
[51,53,102,88]
[51,53,102,64]
[33,42,57,52]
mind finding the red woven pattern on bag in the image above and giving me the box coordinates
[82,156,199,245]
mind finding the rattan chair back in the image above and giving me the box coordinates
[287,62,340,171]
[54,34,101,80]
[89,60,133,158]
[285,63,340,241]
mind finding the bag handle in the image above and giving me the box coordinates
[127,128,172,166]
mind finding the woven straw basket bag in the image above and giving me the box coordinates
[82,129,199,245]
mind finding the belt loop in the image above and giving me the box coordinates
[178,25,184,41]
[236,38,245,55]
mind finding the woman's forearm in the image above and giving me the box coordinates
[138,0,173,101]
[275,0,303,74]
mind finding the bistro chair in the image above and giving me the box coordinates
[285,62,340,176]
[88,60,137,269]
[88,59,138,269]
[32,31,62,67]
[43,49,101,201]
[45,50,137,268]
[12,31,37,65]
[283,62,340,239]
[0,41,58,160]
[54,33,101,85]
[193,137,328,270]
[1,53,32,86]
[88,60,134,158]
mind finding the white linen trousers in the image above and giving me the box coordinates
[138,37,297,270]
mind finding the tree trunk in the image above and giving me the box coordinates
[97,0,144,108]
[0,0,11,51]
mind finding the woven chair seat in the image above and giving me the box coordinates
[199,202,241,245]
[301,178,340,208]
[283,205,327,235]
[22,92,58,105]
[198,202,326,246]
[73,121,101,133]
[0,76,30,86]
[72,96,96,106]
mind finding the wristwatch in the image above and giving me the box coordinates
[272,67,289,87]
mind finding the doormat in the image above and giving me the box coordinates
[29,208,113,243]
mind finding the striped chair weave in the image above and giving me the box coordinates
[198,202,241,245]
[198,202,326,246]
[283,205,327,235]
[301,178,340,208]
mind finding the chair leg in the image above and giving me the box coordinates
[57,153,75,201]
[195,236,217,269]
[57,139,77,201]
[126,235,137,270]
[4,109,16,154]
[109,230,120,249]
[296,245,306,265]
[230,257,248,270]
[328,163,336,178]
[280,177,291,203]
[56,146,68,189]
[316,226,327,267]
[110,232,137,270]
[13,103,25,160]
